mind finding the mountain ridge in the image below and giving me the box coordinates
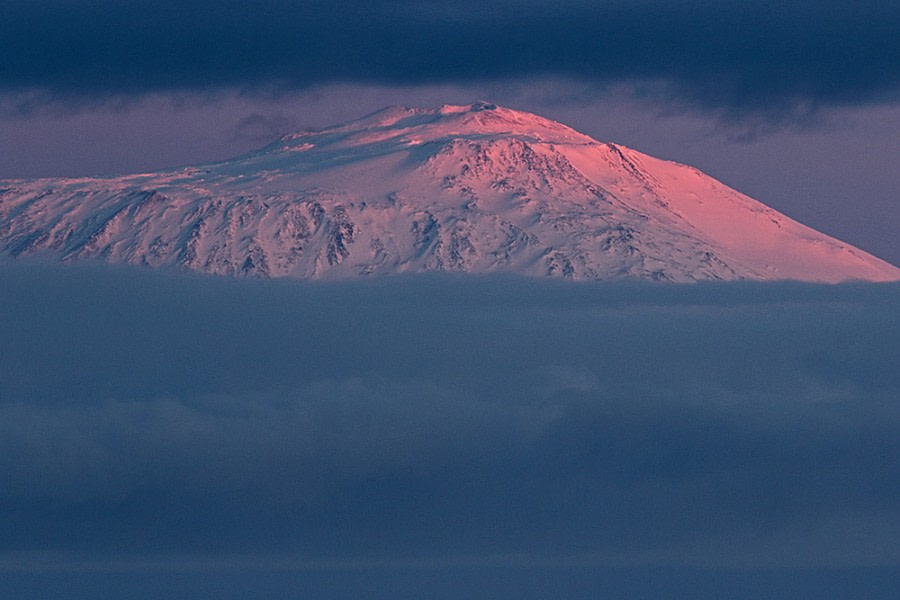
[1,102,898,282]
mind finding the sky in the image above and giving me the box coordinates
[1,0,898,264]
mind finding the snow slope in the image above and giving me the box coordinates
[1,102,897,282]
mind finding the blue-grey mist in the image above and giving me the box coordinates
[0,260,898,598]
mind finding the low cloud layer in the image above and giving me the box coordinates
[3,1,899,117]
[1,261,898,587]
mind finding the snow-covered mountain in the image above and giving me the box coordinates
[1,102,898,282]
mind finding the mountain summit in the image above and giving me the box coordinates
[2,102,898,282]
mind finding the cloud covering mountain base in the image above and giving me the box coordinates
[1,262,898,597]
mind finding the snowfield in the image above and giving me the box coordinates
[1,102,897,282]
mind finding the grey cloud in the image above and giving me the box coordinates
[0,261,899,597]
[1,1,899,118]
[231,112,296,142]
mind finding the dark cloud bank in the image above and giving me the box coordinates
[1,262,899,598]
[3,1,899,115]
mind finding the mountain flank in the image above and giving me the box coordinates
[2,102,897,282]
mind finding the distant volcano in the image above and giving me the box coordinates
[1,102,897,282]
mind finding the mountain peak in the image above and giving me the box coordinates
[276,102,597,153]
[1,104,898,283]
[441,100,498,112]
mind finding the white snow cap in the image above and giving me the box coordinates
[1,103,898,283]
